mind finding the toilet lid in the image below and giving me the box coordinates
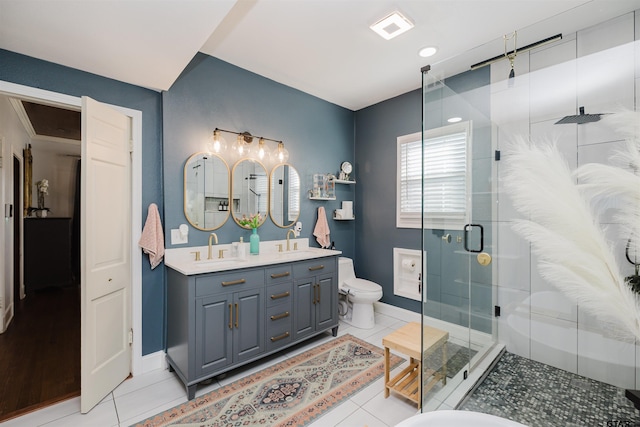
[342,278,381,293]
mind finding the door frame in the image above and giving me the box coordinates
[0,80,144,375]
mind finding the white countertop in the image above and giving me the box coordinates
[165,238,342,275]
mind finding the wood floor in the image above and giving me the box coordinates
[0,285,80,422]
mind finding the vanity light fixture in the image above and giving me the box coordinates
[370,11,414,40]
[211,128,289,164]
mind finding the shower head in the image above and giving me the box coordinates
[555,106,606,125]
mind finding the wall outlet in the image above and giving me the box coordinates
[171,228,188,245]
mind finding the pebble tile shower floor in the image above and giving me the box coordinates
[460,352,640,426]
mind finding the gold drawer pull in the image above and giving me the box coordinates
[222,278,246,286]
[270,311,290,321]
[270,271,290,279]
[270,331,290,342]
[308,265,324,271]
[270,291,290,300]
[228,304,233,329]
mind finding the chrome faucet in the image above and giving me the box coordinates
[286,229,296,251]
[208,232,218,259]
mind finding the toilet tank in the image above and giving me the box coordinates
[338,257,356,284]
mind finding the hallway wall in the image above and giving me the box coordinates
[0,96,30,331]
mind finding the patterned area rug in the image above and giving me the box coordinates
[134,335,403,427]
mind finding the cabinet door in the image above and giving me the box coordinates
[234,287,265,363]
[315,273,337,330]
[196,293,233,376]
[293,278,315,340]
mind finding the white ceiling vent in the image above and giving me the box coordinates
[370,11,414,40]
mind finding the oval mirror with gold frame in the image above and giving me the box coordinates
[183,152,230,230]
[269,163,300,228]
[231,158,268,228]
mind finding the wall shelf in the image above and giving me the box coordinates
[309,196,336,201]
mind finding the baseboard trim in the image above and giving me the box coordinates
[373,301,421,323]
[139,350,166,375]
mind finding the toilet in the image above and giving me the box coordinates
[338,257,383,329]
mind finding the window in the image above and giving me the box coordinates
[288,166,300,222]
[397,121,471,230]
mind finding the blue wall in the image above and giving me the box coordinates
[163,54,356,255]
[0,49,165,354]
[354,89,423,313]
[354,67,491,320]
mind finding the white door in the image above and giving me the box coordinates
[81,96,132,413]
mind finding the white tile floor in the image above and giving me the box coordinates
[1,313,421,427]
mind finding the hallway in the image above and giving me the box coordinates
[0,285,80,422]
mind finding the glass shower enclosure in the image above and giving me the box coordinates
[419,64,498,410]
[418,7,639,411]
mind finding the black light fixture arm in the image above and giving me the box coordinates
[214,127,282,145]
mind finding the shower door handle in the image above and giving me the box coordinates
[464,224,484,253]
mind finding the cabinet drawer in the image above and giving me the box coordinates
[266,264,292,285]
[266,282,292,307]
[292,258,335,278]
[195,269,263,297]
[266,303,292,351]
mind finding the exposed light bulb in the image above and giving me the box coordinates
[210,129,227,153]
[257,138,266,161]
[233,134,246,156]
[271,141,289,164]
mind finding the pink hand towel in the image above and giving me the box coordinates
[313,206,331,248]
[138,203,165,269]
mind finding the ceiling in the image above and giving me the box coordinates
[1,0,640,111]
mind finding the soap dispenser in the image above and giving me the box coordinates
[237,237,246,259]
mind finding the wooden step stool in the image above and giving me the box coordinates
[382,322,449,408]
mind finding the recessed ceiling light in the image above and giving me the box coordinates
[419,46,438,58]
[447,117,462,123]
[370,11,414,40]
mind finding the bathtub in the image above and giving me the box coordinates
[395,410,528,427]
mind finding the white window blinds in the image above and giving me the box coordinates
[288,166,300,221]
[397,121,471,229]
[423,131,467,219]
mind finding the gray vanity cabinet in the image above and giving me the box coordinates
[292,258,338,341]
[265,264,293,352]
[166,254,338,400]
[167,267,265,399]
[195,286,265,377]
